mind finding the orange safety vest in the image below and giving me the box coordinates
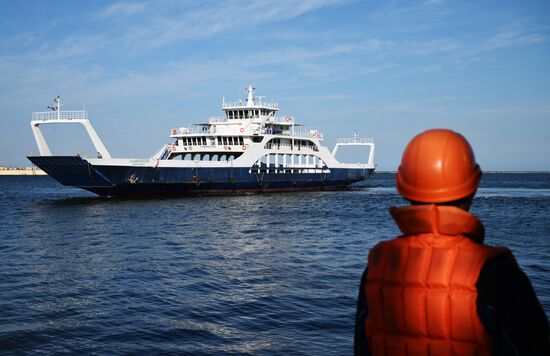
[364,205,510,356]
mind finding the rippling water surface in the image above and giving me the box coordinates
[0,173,549,354]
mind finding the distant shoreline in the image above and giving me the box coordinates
[0,168,547,176]
[0,167,46,176]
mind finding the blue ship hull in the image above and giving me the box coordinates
[27,156,374,196]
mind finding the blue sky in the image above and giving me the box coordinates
[1,0,549,170]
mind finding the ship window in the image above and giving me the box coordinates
[239,137,244,145]
[202,137,206,145]
[223,137,228,145]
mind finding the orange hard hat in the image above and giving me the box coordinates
[396,129,482,203]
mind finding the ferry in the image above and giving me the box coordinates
[27,87,375,196]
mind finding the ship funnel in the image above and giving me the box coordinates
[246,85,255,106]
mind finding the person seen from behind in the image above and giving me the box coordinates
[354,129,549,355]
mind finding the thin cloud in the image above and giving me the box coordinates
[403,38,462,56]
[92,0,347,50]
[92,2,148,20]
[478,105,550,116]
[482,29,545,51]
[36,35,109,61]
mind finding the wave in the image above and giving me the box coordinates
[476,188,550,198]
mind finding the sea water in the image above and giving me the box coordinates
[0,173,548,354]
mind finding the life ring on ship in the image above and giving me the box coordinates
[240,128,244,133]
[224,146,228,150]
[284,116,292,122]
[242,145,247,151]
[171,129,177,135]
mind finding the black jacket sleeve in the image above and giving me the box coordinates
[354,267,370,356]
[477,253,550,356]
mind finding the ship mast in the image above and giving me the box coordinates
[246,85,255,106]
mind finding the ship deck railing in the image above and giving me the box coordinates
[32,111,88,121]
[265,143,319,151]
[336,138,374,144]
[180,123,323,140]
[222,100,279,109]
